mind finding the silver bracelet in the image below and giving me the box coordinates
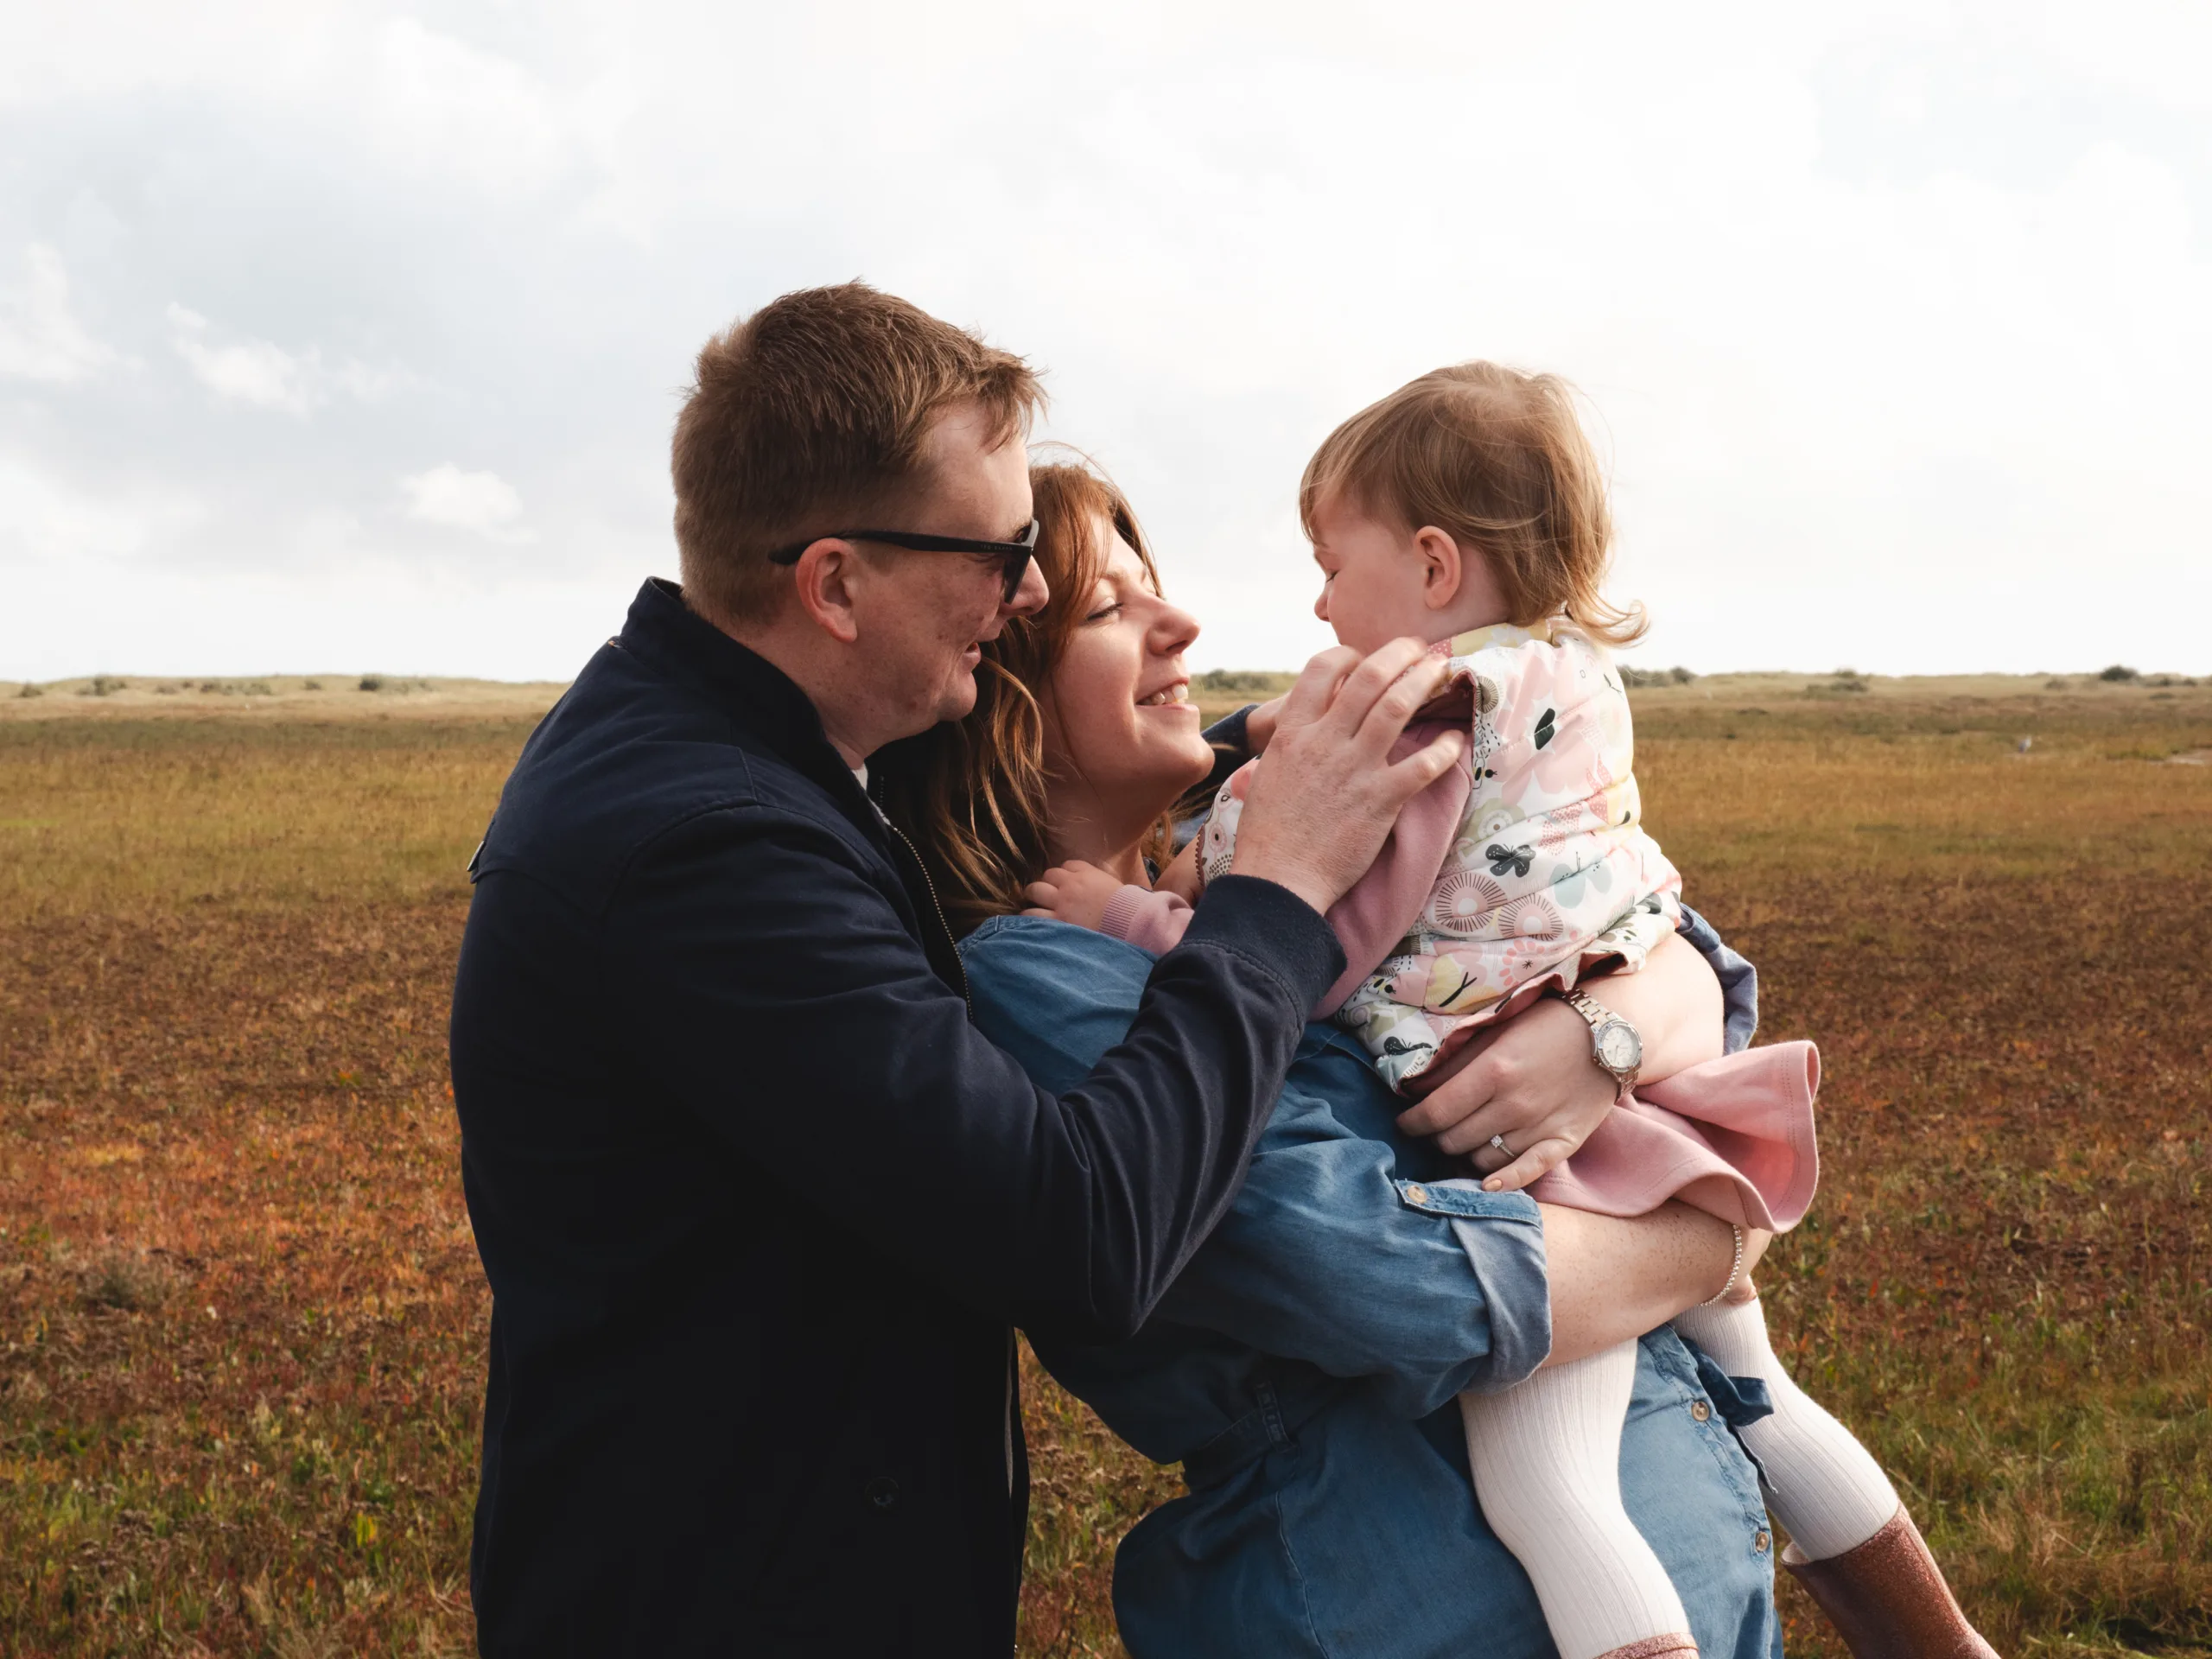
[1700,1223,1745,1307]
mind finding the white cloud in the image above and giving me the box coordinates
[168,303,319,415]
[167,302,406,416]
[399,464,533,543]
[0,451,198,565]
[0,244,118,383]
[366,17,576,193]
[1,2,2209,677]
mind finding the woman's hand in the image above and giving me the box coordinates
[1400,931,1728,1191]
[1395,997,1617,1192]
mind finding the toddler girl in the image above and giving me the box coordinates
[1031,365,1998,1659]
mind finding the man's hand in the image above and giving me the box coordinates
[1230,640,1465,916]
[1021,861,1127,931]
[1395,996,1618,1192]
[1243,694,1285,753]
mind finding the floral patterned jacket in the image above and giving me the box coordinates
[1103,620,1683,1093]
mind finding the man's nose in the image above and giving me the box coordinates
[1005,557,1049,619]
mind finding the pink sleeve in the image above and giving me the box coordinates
[1313,722,1473,1016]
[1099,884,1195,954]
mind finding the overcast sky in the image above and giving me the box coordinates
[3,1,2208,681]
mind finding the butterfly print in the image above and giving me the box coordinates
[1485,842,1535,878]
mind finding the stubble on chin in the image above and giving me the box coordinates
[934,667,981,727]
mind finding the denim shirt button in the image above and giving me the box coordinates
[864,1476,899,1510]
[1755,1529,1771,1554]
[1405,1185,1428,1205]
[1690,1399,1713,1423]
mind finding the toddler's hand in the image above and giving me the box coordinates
[1022,861,1128,931]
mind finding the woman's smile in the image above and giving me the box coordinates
[1136,678,1193,710]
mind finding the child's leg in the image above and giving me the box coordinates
[1669,1295,1897,1559]
[1459,1338,1697,1659]
[1672,1295,1999,1657]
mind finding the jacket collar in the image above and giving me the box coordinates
[616,578,882,834]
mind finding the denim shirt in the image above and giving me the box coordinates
[963,906,1781,1659]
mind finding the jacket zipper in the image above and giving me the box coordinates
[885,819,971,1018]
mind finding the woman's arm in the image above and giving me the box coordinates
[967,920,1552,1410]
[965,918,1758,1405]
[1541,1202,1768,1367]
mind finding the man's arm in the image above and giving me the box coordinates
[604,638,1462,1344]
[606,810,1341,1344]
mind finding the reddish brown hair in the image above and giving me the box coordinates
[671,283,1045,626]
[1300,361,1646,647]
[879,458,1174,936]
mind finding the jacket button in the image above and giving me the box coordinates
[1406,1185,1428,1205]
[1690,1399,1713,1423]
[863,1476,899,1511]
[1754,1529,1771,1554]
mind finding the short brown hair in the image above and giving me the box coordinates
[671,283,1045,626]
[1300,361,1646,647]
[878,458,1174,936]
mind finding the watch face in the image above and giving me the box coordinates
[1596,1021,1642,1072]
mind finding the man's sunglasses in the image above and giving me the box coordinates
[767,520,1041,605]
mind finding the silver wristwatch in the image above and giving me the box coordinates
[1561,989,1643,1100]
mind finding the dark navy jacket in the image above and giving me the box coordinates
[448,579,1344,1656]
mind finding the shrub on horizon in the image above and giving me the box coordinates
[1619,665,1698,689]
[2100,664,2139,682]
[1194,668,1287,695]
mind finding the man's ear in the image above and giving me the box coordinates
[1413,526,1464,612]
[790,540,865,645]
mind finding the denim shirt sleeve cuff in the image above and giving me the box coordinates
[1178,874,1346,1014]
[1394,1178,1553,1390]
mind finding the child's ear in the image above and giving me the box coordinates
[1413,526,1463,611]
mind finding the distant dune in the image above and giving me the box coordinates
[4,667,2201,728]
[0,674,568,721]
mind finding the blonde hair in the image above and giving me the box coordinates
[876,458,1176,936]
[1300,362,1646,647]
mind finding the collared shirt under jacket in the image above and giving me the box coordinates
[448,578,1344,1656]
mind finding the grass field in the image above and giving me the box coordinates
[3,674,2208,1656]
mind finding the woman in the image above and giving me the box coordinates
[880,462,1783,1658]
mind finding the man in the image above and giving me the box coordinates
[448,283,1464,1655]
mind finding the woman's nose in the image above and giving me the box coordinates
[1154,601,1201,657]
[1313,584,1330,622]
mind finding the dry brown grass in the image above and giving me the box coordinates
[3,679,2207,1656]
